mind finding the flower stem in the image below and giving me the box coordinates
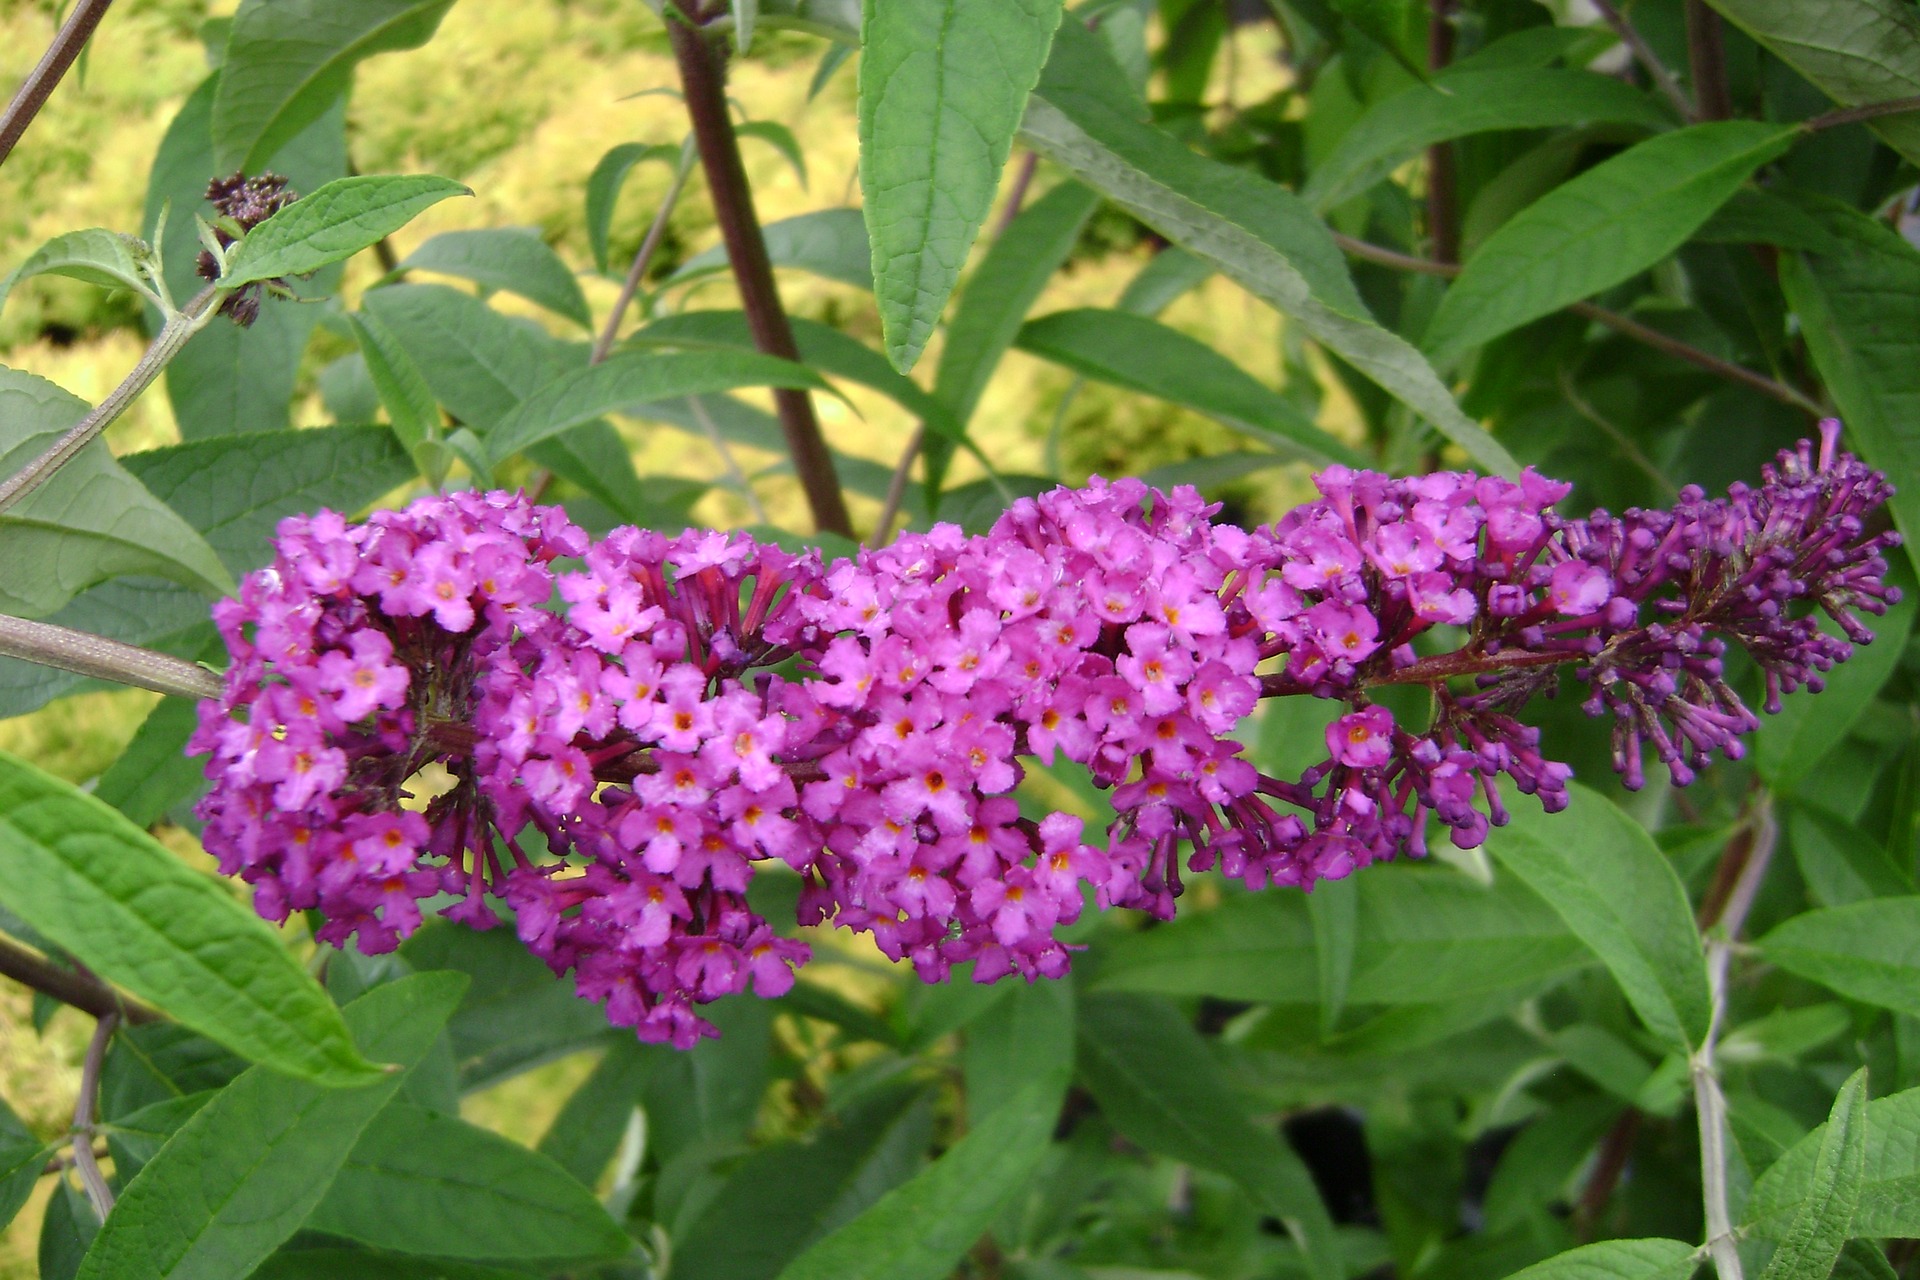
[72,1012,117,1220]
[1805,94,1920,132]
[0,612,223,701]
[592,136,698,366]
[1686,0,1732,122]
[0,0,115,171]
[1589,0,1696,121]
[664,4,854,538]
[0,284,223,516]
[0,936,155,1024]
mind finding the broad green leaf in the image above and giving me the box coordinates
[859,0,1067,370]
[1016,308,1364,465]
[42,1179,98,1280]
[1076,994,1342,1280]
[0,751,380,1086]
[0,368,234,614]
[585,141,684,273]
[642,996,774,1164]
[1760,899,1920,1017]
[486,348,834,463]
[536,1039,651,1187]
[964,977,1074,1121]
[250,1252,524,1280]
[76,973,465,1280]
[776,1079,1061,1280]
[1748,1083,1920,1238]
[1022,23,1515,475]
[223,175,470,286]
[1308,874,1358,1033]
[1778,199,1920,568]
[1695,188,1845,254]
[145,75,347,439]
[346,311,445,475]
[0,229,159,313]
[397,228,591,328]
[121,423,414,574]
[935,180,1100,429]
[1326,0,1427,80]
[1759,1069,1867,1280]
[214,0,457,170]
[672,1082,935,1280]
[1754,578,1915,790]
[1703,0,1920,167]
[103,1091,218,1182]
[1496,1239,1698,1280]
[1486,783,1711,1052]
[1303,69,1671,212]
[94,697,207,829]
[740,120,808,188]
[1482,1097,1622,1233]
[308,1102,630,1262]
[1090,863,1588,1004]
[1788,805,1915,908]
[1426,122,1798,361]
[0,1095,49,1234]
[672,208,874,291]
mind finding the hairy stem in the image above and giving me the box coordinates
[1329,235,1824,414]
[664,5,853,537]
[0,936,155,1024]
[0,613,222,701]
[1685,1,1732,122]
[0,284,222,516]
[993,152,1041,238]
[1589,0,1696,121]
[72,1013,117,1219]
[1806,94,1920,132]
[592,136,698,365]
[0,0,115,171]
[1426,0,1460,264]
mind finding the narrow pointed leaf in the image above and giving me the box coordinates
[1759,1069,1868,1280]
[396,228,591,328]
[585,142,684,273]
[0,229,159,313]
[1497,1240,1699,1280]
[859,0,1067,370]
[1759,899,1920,1017]
[1749,1083,1920,1237]
[672,208,874,291]
[223,175,470,286]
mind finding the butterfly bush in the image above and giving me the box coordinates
[193,424,1899,1045]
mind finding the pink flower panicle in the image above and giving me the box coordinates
[193,427,1897,1047]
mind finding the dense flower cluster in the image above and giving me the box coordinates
[194,427,1897,1045]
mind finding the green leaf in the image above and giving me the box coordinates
[535,1039,651,1188]
[964,978,1075,1121]
[1075,994,1342,1280]
[1482,1097,1622,1233]
[1748,1083,1920,1239]
[585,141,684,273]
[740,120,808,188]
[672,208,874,291]
[1116,246,1213,318]
[0,580,213,719]
[214,0,457,171]
[733,0,761,52]
[1754,577,1915,791]
[486,348,835,463]
[1016,308,1364,466]
[1760,899,1920,1018]
[0,1095,50,1234]
[1777,199,1920,570]
[1759,1069,1867,1280]
[396,228,591,328]
[1486,783,1711,1053]
[0,750,381,1086]
[1308,874,1358,1033]
[859,0,1067,371]
[223,175,470,286]
[346,311,445,476]
[1303,69,1672,213]
[0,367,234,615]
[1022,23,1515,475]
[776,1079,1060,1280]
[308,1102,630,1262]
[1702,0,1920,167]
[934,180,1098,429]
[250,1252,525,1280]
[76,973,466,1280]
[121,423,414,574]
[1090,863,1588,1004]
[672,1083,935,1280]
[0,229,160,313]
[1326,0,1427,80]
[1426,122,1798,360]
[94,697,207,829]
[756,0,861,41]
[1788,805,1915,908]
[103,1091,218,1182]
[1495,1239,1699,1280]
[642,996,774,1164]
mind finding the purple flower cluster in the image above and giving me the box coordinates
[193,426,1897,1046]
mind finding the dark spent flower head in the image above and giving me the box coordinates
[196,171,300,327]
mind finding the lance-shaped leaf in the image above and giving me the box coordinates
[395,228,591,328]
[345,310,445,476]
[1304,69,1672,212]
[0,229,161,314]
[859,0,1066,371]
[0,750,381,1086]
[1486,784,1711,1053]
[1759,899,1920,1018]
[1758,1069,1868,1280]
[1022,23,1515,475]
[76,974,465,1280]
[223,175,470,286]
[1016,308,1365,466]
[0,367,233,616]
[1426,121,1797,361]
[964,977,1074,1122]
[586,141,684,273]
[214,0,458,171]
[672,207,874,291]
[486,348,836,463]
[1496,1240,1699,1280]
[1704,0,1920,167]
[1748,1083,1920,1238]
[94,696,210,829]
